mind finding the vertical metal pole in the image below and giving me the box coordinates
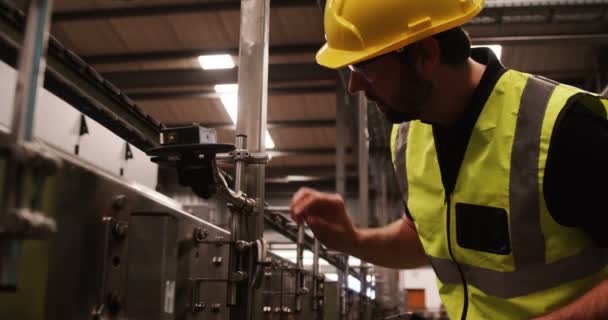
[336,79,349,320]
[1,0,53,290]
[231,0,270,319]
[312,238,321,314]
[295,224,305,312]
[227,135,247,306]
[357,92,369,319]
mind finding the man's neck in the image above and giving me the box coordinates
[431,58,487,126]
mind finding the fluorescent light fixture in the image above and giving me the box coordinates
[198,54,235,70]
[286,175,318,182]
[214,84,276,149]
[265,131,275,149]
[214,84,238,93]
[473,44,503,60]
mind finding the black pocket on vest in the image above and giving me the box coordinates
[456,203,511,255]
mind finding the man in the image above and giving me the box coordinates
[290,1,608,319]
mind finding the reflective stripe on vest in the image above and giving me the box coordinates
[391,122,410,203]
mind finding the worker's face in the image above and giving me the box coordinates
[348,46,432,123]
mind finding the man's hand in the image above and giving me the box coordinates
[290,187,428,269]
[290,187,360,253]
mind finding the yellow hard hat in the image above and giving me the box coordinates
[316,0,485,69]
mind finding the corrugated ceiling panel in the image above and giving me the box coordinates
[167,11,241,50]
[51,20,129,55]
[269,94,335,121]
[138,99,229,125]
[108,16,182,52]
[270,7,324,45]
[270,127,336,149]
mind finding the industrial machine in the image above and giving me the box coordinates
[0,1,385,319]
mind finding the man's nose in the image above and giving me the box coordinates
[348,71,371,94]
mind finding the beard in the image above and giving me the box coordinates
[380,105,416,123]
[376,79,433,124]
[384,65,434,124]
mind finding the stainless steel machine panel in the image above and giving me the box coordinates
[0,137,232,320]
[127,214,178,319]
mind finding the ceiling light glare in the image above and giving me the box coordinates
[198,54,235,70]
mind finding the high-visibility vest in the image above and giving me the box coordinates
[390,70,608,319]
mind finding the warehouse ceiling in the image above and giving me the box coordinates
[14,0,608,187]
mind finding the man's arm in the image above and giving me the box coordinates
[533,280,608,320]
[290,187,428,269]
[351,217,428,269]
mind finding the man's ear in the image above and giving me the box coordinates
[414,37,441,80]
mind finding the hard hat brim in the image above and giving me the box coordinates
[315,44,373,70]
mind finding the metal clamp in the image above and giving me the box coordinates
[216,149,269,165]
[252,238,270,289]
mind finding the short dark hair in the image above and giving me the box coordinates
[432,27,471,66]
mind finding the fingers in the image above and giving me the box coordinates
[290,188,317,223]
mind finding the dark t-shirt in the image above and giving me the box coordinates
[429,48,608,247]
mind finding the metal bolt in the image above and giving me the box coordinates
[191,302,206,313]
[112,222,128,239]
[193,228,208,242]
[231,271,248,283]
[211,303,221,313]
[112,195,127,210]
[212,256,223,266]
[235,240,250,252]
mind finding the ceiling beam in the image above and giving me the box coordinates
[52,1,608,22]
[128,84,335,101]
[53,0,316,22]
[83,33,608,66]
[82,43,320,65]
[269,148,351,158]
[169,119,336,130]
[104,67,592,92]
[472,33,608,46]
[102,63,336,90]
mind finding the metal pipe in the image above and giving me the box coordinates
[341,255,349,318]
[312,238,320,312]
[231,0,270,318]
[357,92,369,319]
[226,135,247,306]
[295,224,305,312]
[336,76,349,320]
[1,0,53,289]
